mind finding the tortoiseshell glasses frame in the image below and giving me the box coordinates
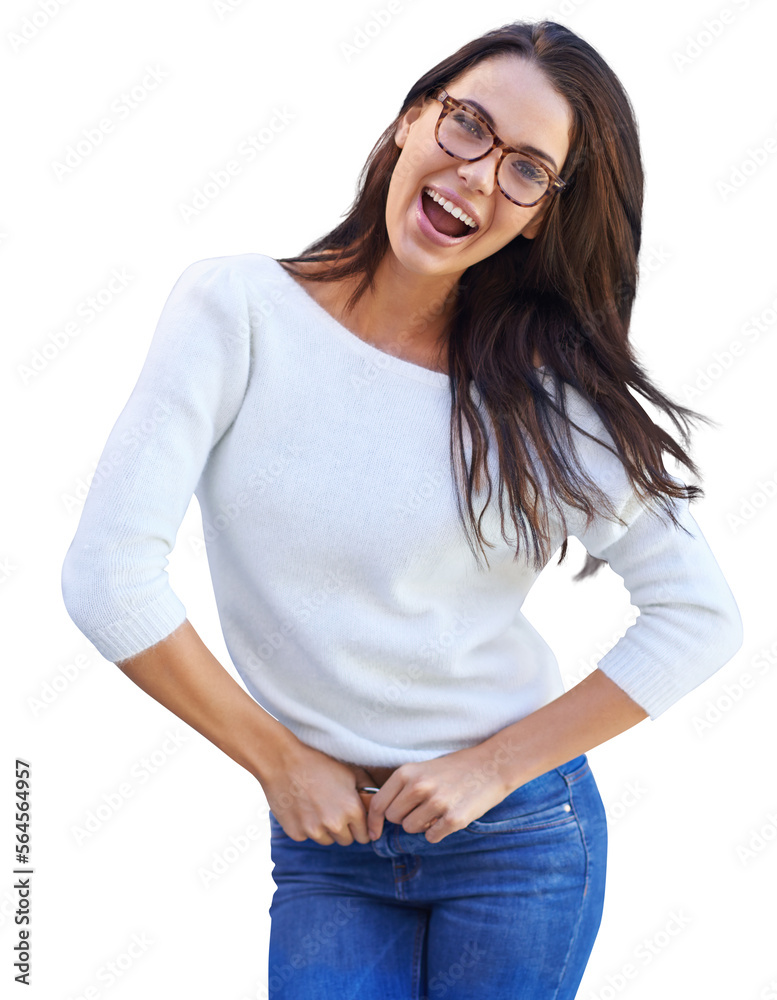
[429,89,568,208]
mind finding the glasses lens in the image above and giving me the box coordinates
[438,106,492,158]
[437,105,551,207]
[499,153,551,207]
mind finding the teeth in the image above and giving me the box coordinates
[423,188,477,229]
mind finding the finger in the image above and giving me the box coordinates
[369,778,424,832]
[357,789,383,841]
[329,831,355,847]
[360,790,386,841]
[346,793,372,844]
[321,798,372,846]
[425,823,445,844]
[359,786,390,841]
[402,809,440,834]
[311,831,337,846]
[358,789,376,812]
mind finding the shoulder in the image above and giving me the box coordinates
[166,254,291,321]
[541,375,644,501]
[541,374,614,449]
[175,252,279,287]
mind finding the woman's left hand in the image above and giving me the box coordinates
[366,744,515,844]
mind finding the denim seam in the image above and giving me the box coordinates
[411,910,428,1000]
[564,761,592,785]
[550,766,591,998]
[463,813,579,835]
[394,853,422,890]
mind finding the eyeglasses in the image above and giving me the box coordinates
[429,89,567,208]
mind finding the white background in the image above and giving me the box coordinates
[3,0,775,997]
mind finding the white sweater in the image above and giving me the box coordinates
[60,253,744,766]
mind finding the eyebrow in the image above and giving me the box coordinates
[460,96,560,173]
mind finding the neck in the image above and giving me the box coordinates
[341,251,463,369]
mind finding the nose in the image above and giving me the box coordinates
[455,147,500,197]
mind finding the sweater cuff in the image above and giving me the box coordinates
[595,656,685,721]
[87,589,188,663]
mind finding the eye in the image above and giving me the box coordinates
[451,110,486,141]
[510,158,547,185]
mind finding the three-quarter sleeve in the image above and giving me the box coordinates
[61,256,252,663]
[573,485,744,718]
[557,386,744,719]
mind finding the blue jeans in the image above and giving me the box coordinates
[267,753,607,999]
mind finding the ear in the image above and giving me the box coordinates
[394,100,425,149]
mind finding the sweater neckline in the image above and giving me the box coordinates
[269,256,451,388]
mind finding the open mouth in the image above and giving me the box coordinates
[420,188,478,239]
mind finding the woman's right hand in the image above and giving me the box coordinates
[259,740,376,846]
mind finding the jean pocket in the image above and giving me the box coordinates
[463,798,577,834]
[461,764,584,835]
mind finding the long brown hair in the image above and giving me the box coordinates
[277,20,716,579]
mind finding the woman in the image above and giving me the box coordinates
[61,19,743,999]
